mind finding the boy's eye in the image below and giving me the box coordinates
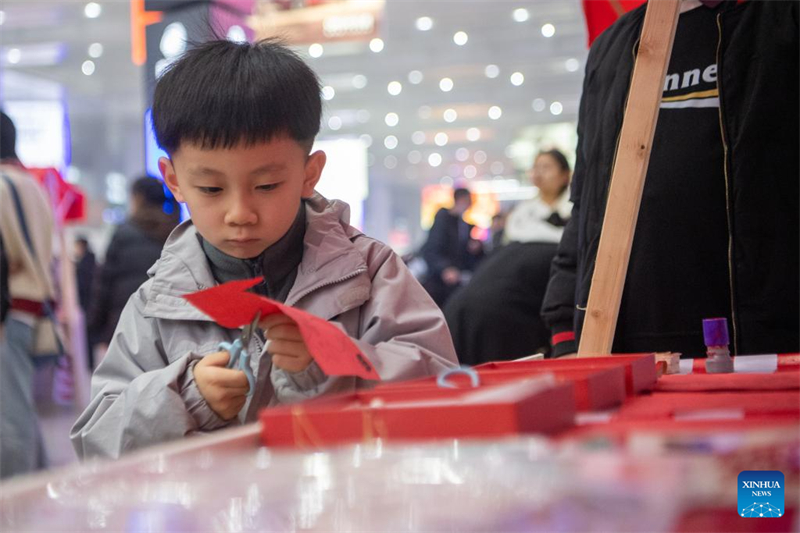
[197,186,222,194]
[256,183,280,192]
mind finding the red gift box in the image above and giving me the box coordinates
[376,366,626,412]
[259,377,576,449]
[476,353,657,397]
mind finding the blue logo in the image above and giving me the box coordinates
[738,471,784,518]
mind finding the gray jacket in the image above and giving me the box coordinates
[71,194,458,459]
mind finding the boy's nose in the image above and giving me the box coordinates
[224,198,258,226]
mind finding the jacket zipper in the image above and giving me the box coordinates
[286,267,368,307]
[715,12,739,355]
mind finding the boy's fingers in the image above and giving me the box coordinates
[205,367,250,389]
[272,354,312,373]
[259,313,296,331]
[197,350,231,368]
[266,339,310,359]
[265,324,303,342]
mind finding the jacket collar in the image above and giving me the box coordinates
[143,192,368,321]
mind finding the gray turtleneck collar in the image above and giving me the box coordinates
[199,202,306,303]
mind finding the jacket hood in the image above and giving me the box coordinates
[143,192,367,320]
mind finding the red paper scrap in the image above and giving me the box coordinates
[184,277,380,380]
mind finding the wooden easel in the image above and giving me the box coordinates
[578,0,681,357]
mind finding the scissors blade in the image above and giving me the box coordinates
[241,310,262,345]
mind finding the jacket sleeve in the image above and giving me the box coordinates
[70,285,230,459]
[541,209,579,357]
[352,243,459,380]
[541,42,598,358]
[271,242,459,403]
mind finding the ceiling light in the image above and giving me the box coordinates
[474,151,488,164]
[466,128,480,142]
[550,101,563,115]
[434,132,448,146]
[565,58,581,72]
[491,162,505,175]
[385,112,399,127]
[81,60,95,75]
[428,153,443,167]
[408,70,423,84]
[464,165,478,179]
[415,16,433,31]
[88,42,103,58]
[453,31,468,46]
[352,74,367,89]
[408,150,422,164]
[7,48,21,64]
[359,134,372,147]
[484,64,500,79]
[328,116,342,130]
[384,135,398,149]
[443,108,457,123]
[412,131,426,145]
[513,8,529,22]
[532,98,546,112]
[84,2,101,19]
[387,81,402,96]
[308,43,324,58]
[541,23,555,38]
[439,77,453,92]
[456,148,470,162]
[440,176,454,186]
[160,22,188,59]
[226,25,247,43]
[488,106,502,120]
[418,106,432,119]
[384,155,398,169]
[321,86,335,100]
[510,72,524,86]
[369,38,384,52]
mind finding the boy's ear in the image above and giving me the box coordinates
[302,150,326,198]
[159,156,185,203]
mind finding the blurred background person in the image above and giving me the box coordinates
[444,149,572,364]
[73,236,96,369]
[420,187,484,308]
[0,110,57,478]
[89,176,179,361]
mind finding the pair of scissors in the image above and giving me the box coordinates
[218,310,261,397]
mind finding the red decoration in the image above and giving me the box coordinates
[184,277,381,380]
[28,167,86,223]
[582,0,646,46]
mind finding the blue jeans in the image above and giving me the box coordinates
[0,318,47,479]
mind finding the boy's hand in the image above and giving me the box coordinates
[194,351,249,420]
[260,314,314,373]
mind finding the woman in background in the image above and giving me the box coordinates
[444,149,571,364]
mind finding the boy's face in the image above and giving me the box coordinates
[160,136,325,259]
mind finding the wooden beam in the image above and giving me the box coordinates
[578,0,681,357]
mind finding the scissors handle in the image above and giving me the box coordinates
[218,339,256,397]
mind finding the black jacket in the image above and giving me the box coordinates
[542,1,799,356]
[89,206,178,344]
[445,242,558,365]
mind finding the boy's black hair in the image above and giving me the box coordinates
[453,188,472,202]
[0,111,18,161]
[153,39,322,155]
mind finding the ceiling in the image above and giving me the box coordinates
[0,0,589,201]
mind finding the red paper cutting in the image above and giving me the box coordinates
[184,277,381,381]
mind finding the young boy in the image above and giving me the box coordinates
[71,39,458,459]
